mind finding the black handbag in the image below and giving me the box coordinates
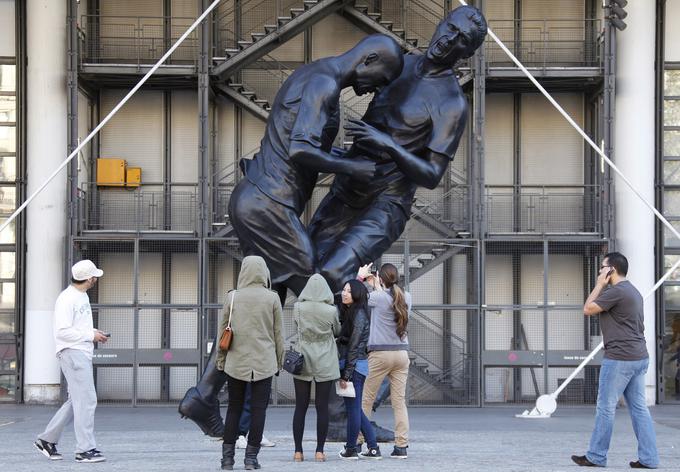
[283,306,305,375]
[283,347,304,375]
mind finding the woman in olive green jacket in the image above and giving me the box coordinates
[290,274,341,462]
[216,256,284,471]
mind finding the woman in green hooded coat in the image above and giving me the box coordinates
[216,256,284,471]
[290,274,341,462]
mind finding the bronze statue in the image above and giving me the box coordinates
[180,5,488,441]
[179,34,405,438]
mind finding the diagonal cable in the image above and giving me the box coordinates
[456,0,672,402]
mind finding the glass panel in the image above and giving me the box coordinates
[0,186,15,216]
[0,155,15,181]
[664,190,680,217]
[665,286,680,310]
[666,70,680,96]
[0,282,14,309]
[0,96,15,123]
[0,125,15,153]
[663,221,680,248]
[0,374,16,401]
[663,255,680,281]
[662,311,680,402]
[0,0,15,57]
[666,100,680,127]
[0,218,14,244]
[0,65,16,92]
[0,311,14,333]
[0,251,14,279]
[0,342,16,369]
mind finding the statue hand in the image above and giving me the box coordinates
[345,119,394,152]
[349,158,376,184]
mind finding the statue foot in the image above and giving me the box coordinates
[178,386,224,438]
[370,421,394,443]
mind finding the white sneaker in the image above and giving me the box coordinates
[260,435,276,447]
[235,435,247,449]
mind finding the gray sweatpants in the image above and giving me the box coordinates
[38,349,97,453]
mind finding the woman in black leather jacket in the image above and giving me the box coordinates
[336,279,381,460]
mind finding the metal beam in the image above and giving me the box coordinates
[214,83,270,122]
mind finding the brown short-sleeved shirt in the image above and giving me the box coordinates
[594,280,648,361]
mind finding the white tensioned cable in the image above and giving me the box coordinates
[456,0,679,398]
[0,0,223,235]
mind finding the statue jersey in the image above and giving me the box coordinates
[241,60,341,214]
[332,54,467,210]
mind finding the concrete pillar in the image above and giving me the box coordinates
[613,2,656,404]
[23,0,68,403]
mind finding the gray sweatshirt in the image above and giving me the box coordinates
[367,288,411,351]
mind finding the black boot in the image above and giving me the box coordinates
[178,336,228,437]
[221,443,235,470]
[244,444,261,470]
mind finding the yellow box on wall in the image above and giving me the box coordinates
[96,158,126,187]
[126,167,142,187]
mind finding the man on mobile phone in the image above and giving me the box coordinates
[571,252,659,469]
[34,260,108,463]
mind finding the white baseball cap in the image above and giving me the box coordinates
[71,260,104,281]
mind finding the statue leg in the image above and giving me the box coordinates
[316,200,409,442]
[178,334,227,437]
[319,243,394,442]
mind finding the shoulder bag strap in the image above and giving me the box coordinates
[295,304,302,345]
[227,291,235,328]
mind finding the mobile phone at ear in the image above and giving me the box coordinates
[607,269,614,277]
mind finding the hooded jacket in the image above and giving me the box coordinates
[291,274,341,382]
[216,256,285,381]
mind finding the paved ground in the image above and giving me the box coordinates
[0,404,678,471]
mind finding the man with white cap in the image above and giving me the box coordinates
[34,259,108,463]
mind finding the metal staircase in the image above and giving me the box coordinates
[212,0,355,81]
[407,309,473,403]
[342,3,422,54]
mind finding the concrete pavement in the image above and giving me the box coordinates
[0,404,678,471]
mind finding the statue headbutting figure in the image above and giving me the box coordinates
[180,5,487,442]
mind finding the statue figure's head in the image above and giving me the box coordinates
[427,5,488,65]
[348,34,404,95]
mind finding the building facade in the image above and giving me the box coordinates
[1,0,678,407]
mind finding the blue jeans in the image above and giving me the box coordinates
[586,358,659,468]
[343,372,377,450]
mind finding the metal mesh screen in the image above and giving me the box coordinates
[95,366,134,404]
[484,19,602,67]
[79,15,199,66]
[75,238,202,405]
[481,240,606,405]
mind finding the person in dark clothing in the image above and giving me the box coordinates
[337,280,381,460]
[309,5,488,292]
[571,252,659,469]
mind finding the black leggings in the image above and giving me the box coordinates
[223,375,272,447]
[292,379,333,453]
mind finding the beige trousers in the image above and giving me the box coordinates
[362,350,410,447]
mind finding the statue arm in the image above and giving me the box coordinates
[345,97,467,189]
[288,79,375,182]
